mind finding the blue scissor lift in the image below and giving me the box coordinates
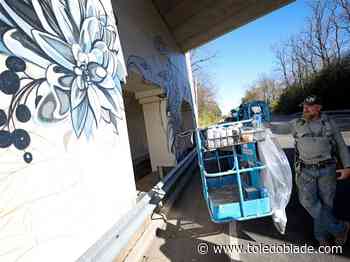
[196,119,272,223]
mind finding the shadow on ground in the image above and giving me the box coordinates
[235,147,350,261]
[144,141,350,261]
[148,172,231,262]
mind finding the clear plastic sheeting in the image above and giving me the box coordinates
[257,129,293,234]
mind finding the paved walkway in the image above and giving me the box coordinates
[141,172,230,262]
[141,114,350,262]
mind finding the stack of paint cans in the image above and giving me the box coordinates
[206,125,241,149]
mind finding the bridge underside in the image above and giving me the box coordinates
[152,0,294,52]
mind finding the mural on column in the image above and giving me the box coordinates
[0,0,127,163]
[127,36,194,161]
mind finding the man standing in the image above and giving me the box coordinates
[291,95,350,246]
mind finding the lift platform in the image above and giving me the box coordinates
[195,119,272,223]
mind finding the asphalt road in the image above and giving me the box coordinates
[142,113,350,262]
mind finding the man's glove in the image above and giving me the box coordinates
[336,168,350,180]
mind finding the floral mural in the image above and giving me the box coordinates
[0,0,126,163]
[127,36,194,161]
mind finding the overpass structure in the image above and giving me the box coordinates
[153,0,294,51]
[0,1,294,261]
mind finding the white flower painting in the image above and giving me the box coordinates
[0,0,126,141]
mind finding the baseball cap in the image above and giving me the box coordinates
[301,95,322,106]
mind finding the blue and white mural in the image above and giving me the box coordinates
[0,1,196,260]
[127,36,194,161]
[0,0,127,162]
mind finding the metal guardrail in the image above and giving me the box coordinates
[77,148,197,262]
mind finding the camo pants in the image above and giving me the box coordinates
[296,163,346,241]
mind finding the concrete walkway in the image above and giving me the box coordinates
[141,172,231,262]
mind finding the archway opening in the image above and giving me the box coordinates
[175,100,196,162]
[123,72,176,196]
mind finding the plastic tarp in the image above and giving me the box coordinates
[257,129,293,234]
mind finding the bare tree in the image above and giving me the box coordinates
[336,0,350,33]
[329,2,343,62]
[189,48,222,127]
[242,74,283,105]
[190,48,218,76]
[308,0,332,67]
[273,43,291,87]
[273,0,350,89]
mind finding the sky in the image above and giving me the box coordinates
[197,0,311,115]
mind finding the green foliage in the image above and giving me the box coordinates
[199,105,222,128]
[269,100,280,112]
[197,84,222,127]
[275,56,350,114]
[241,75,282,107]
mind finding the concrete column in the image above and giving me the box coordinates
[136,90,176,172]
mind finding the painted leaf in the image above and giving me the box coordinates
[71,98,89,137]
[32,29,75,70]
[3,29,51,68]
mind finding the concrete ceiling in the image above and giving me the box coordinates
[152,0,295,52]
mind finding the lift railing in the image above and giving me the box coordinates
[196,119,272,223]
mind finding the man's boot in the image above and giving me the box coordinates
[334,221,350,246]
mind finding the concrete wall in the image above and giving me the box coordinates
[0,0,196,261]
[0,1,137,261]
[176,101,196,160]
[115,0,196,162]
[123,91,149,163]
